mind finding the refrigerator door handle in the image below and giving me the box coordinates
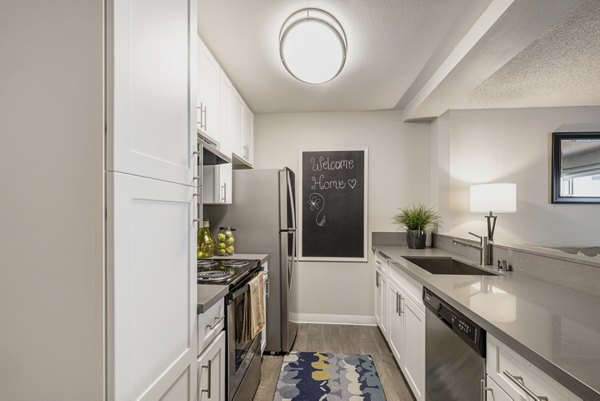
[287,169,297,231]
[288,231,296,289]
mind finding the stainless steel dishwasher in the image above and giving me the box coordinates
[423,288,486,401]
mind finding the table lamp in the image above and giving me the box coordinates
[470,183,517,242]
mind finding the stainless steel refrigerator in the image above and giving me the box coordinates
[209,167,298,354]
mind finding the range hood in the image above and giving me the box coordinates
[198,132,231,165]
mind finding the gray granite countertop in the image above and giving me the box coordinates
[197,254,269,314]
[374,245,600,400]
[197,284,228,314]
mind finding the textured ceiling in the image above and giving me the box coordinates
[462,0,600,109]
[197,0,600,116]
[197,0,491,113]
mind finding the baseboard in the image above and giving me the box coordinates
[290,312,376,326]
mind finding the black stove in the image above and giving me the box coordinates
[197,258,261,287]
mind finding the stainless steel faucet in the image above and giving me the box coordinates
[453,232,493,266]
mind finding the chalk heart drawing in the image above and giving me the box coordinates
[348,179,357,189]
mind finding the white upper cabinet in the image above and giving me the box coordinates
[242,103,254,164]
[231,89,245,158]
[107,0,196,186]
[197,38,221,143]
[231,92,254,167]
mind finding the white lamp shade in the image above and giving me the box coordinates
[470,183,517,213]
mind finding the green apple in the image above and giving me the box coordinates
[226,237,235,244]
[225,230,233,238]
[218,248,226,255]
[218,242,226,249]
[226,246,234,254]
[217,233,226,241]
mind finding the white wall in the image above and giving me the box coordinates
[0,1,104,399]
[432,107,600,246]
[254,110,430,323]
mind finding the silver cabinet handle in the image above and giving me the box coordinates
[201,360,212,398]
[503,371,548,401]
[265,278,270,298]
[395,293,400,314]
[203,105,207,131]
[375,271,379,288]
[399,295,404,315]
[206,315,224,330]
[221,183,227,203]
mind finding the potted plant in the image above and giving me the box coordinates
[393,204,441,249]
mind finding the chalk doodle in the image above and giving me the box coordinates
[307,193,327,226]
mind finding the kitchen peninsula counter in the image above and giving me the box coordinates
[373,245,600,400]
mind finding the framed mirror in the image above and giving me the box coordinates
[552,132,600,203]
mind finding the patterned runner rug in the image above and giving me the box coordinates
[273,351,387,401]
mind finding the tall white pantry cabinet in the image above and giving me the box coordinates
[1,0,198,400]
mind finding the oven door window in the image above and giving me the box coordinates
[233,290,252,372]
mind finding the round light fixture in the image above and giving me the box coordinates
[279,8,347,84]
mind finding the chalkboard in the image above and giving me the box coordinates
[299,149,368,261]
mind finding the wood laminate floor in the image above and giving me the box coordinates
[253,324,415,401]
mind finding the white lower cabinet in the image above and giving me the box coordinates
[374,252,389,338]
[388,281,404,363]
[198,331,226,401]
[373,252,425,401]
[487,335,582,401]
[401,293,425,401]
[375,271,389,339]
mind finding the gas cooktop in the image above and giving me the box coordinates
[197,258,260,287]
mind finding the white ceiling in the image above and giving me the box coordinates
[197,0,600,117]
[461,0,600,110]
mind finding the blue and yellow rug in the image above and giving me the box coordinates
[273,352,387,401]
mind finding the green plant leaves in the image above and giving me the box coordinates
[392,204,441,231]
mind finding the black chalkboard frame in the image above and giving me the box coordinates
[298,148,369,262]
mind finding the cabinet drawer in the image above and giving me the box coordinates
[198,299,225,355]
[487,335,582,401]
[389,261,423,309]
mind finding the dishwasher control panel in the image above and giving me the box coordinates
[423,288,486,357]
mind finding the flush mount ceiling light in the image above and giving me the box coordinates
[279,8,347,84]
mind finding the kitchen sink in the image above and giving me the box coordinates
[404,257,498,276]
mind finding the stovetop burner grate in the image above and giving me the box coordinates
[197,260,220,269]
[222,260,249,268]
[197,270,233,282]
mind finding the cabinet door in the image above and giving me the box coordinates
[108,0,196,185]
[388,281,404,364]
[198,331,226,401]
[242,104,253,164]
[486,377,515,401]
[231,90,244,158]
[374,270,381,325]
[403,294,425,401]
[197,38,221,142]
[379,274,389,339]
[215,73,233,203]
[107,172,197,401]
